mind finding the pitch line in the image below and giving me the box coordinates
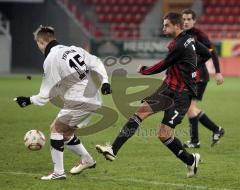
[0,171,233,190]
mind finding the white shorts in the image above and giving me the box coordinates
[57,109,92,128]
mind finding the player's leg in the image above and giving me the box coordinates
[159,91,200,177]
[187,82,224,146]
[60,111,96,174]
[184,82,207,148]
[64,128,96,174]
[41,119,69,180]
[184,99,201,148]
[198,111,225,146]
[96,101,153,161]
[96,85,173,161]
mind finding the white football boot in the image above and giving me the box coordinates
[187,153,201,178]
[41,172,66,180]
[96,144,116,161]
[70,160,96,174]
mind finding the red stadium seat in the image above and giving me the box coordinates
[215,16,225,24]
[140,6,148,14]
[115,14,124,23]
[223,7,231,15]
[232,7,240,15]
[98,14,106,22]
[198,15,207,24]
[214,7,221,15]
[103,5,111,13]
[106,14,114,22]
[134,14,142,23]
[131,6,139,14]
[124,14,133,23]
[236,33,240,39]
[122,6,129,13]
[95,5,102,13]
[136,0,144,5]
[208,16,216,24]
[209,0,218,6]
[206,7,213,15]
[112,6,120,13]
[229,0,238,6]
[226,16,235,24]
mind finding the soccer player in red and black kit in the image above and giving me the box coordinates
[96,12,211,177]
[182,9,225,148]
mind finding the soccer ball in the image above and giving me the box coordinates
[24,130,46,151]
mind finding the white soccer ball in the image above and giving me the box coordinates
[24,130,46,151]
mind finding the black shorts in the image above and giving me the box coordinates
[142,84,174,113]
[194,82,207,101]
[143,85,192,128]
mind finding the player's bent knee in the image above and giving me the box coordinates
[187,107,201,118]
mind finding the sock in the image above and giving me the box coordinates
[50,133,64,174]
[112,114,142,155]
[65,135,93,163]
[198,112,219,133]
[164,137,194,165]
[189,116,199,143]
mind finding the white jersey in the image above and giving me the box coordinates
[30,45,109,109]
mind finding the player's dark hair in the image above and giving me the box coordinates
[182,9,197,20]
[33,25,56,42]
[164,12,183,28]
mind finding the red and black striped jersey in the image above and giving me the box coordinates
[139,32,198,96]
[186,27,221,83]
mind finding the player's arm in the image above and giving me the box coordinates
[139,44,183,75]
[198,32,224,84]
[86,52,112,95]
[211,49,224,85]
[15,60,54,108]
[30,61,55,106]
[195,40,211,67]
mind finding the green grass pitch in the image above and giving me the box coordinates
[0,75,239,190]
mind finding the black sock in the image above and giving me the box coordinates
[164,137,194,165]
[198,112,219,133]
[112,114,142,155]
[189,116,199,143]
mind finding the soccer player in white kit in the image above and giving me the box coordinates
[14,26,112,180]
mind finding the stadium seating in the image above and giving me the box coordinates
[198,0,240,39]
[59,0,156,39]
[59,0,104,38]
[85,0,156,38]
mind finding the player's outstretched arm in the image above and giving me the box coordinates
[14,96,32,108]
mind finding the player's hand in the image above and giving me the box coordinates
[215,73,224,85]
[101,83,112,95]
[137,64,147,74]
[14,96,31,108]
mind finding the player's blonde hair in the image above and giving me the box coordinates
[33,25,56,42]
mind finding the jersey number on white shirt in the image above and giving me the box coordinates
[69,54,88,80]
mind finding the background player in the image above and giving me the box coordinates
[182,9,225,148]
[96,12,211,177]
[14,25,111,180]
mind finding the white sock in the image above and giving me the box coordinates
[65,136,93,163]
[50,133,64,174]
